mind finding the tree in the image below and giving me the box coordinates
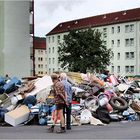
[58,28,112,73]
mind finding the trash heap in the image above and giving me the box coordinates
[0,73,140,127]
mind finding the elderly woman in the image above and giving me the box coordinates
[48,73,66,133]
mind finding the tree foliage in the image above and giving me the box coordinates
[58,28,112,73]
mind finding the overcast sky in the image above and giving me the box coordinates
[34,0,140,37]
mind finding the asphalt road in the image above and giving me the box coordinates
[0,121,140,139]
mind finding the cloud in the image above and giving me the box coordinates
[37,0,85,16]
[34,0,140,37]
[34,0,85,36]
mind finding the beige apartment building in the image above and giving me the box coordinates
[34,37,47,77]
[46,8,140,76]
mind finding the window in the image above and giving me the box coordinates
[117,39,120,47]
[49,68,51,74]
[130,52,134,59]
[111,40,114,47]
[103,33,107,38]
[130,24,134,32]
[125,66,134,73]
[125,24,134,33]
[57,35,60,43]
[53,58,55,64]
[125,52,134,59]
[103,28,107,32]
[112,53,114,60]
[125,39,129,47]
[40,57,43,61]
[125,52,129,59]
[52,47,54,53]
[117,26,120,33]
[130,38,134,46]
[52,36,54,42]
[38,64,40,68]
[130,66,134,73]
[125,38,134,47]
[117,53,120,60]
[125,25,129,33]
[103,28,107,38]
[49,58,51,64]
[104,41,107,46]
[125,66,129,73]
[40,71,43,74]
[41,64,43,68]
[117,66,120,73]
[49,48,51,53]
[111,27,114,34]
[48,37,50,43]
[53,68,55,72]
[111,66,114,73]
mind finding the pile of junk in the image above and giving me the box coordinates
[0,72,140,127]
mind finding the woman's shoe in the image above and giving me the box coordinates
[56,128,66,133]
[47,126,54,133]
[67,127,71,130]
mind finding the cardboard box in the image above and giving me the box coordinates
[5,105,30,126]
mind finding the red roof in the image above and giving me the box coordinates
[47,8,140,36]
[34,37,46,50]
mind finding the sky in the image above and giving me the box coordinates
[34,0,140,37]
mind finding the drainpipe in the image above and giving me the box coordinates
[32,0,35,76]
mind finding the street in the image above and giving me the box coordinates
[0,121,140,139]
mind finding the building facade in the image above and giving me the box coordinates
[46,8,140,76]
[34,37,47,76]
[0,1,34,78]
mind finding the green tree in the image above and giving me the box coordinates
[58,28,112,73]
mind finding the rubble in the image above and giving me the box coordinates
[0,72,140,127]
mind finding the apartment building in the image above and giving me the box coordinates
[34,37,47,76]
[0,0,34,78]
[46,8,140,76]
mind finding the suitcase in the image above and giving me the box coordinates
[10,77,21,85]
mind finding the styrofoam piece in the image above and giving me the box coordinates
[5,105,30,126]
[90,116,105,125]
[80,109,92,124]
[26,75,53,97]
[36,87,51,102]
